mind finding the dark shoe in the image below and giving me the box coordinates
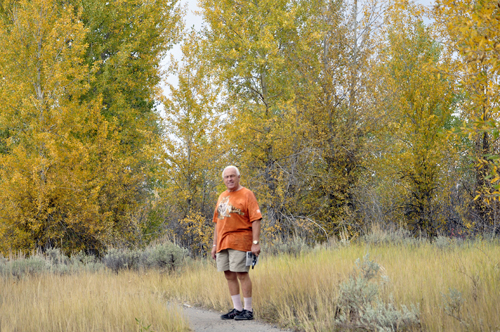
[221,308,242,320]
[234,309,254,320]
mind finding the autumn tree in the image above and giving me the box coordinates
[197,0,322,241]
[72,0,184,243]
[195,0,385,241]
[74,0,183,150]
[434,0,500,233]
[198,0,309,232]
[292,0,383,238]
[0,0,110,253]
[370,1,456,236]
[0,0,183,254]
[160,31,226,253]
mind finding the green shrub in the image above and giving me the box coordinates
[1,255,48,278]
[263,237,311,256]
[45,248,70,265]
[142,242,188,271]
[433,236,452,250]
[102,242,188,273]
[0,250,105,277]
[335,254,420,331]
[103,248,142,273]
[363,227,426,247]
[0,242,188,276]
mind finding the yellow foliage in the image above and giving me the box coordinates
[197,0,381,240]
[434,0,500,218]
[178,211,213,256]
[157,31,225,244]
[0,0,179,254]
[370,1,456,235]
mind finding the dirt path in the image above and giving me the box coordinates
[181,305,293,332]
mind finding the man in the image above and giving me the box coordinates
[211,165,262,321]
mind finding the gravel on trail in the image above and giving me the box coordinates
[181,305,293,332]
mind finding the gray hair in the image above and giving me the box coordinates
[222,165,240,178]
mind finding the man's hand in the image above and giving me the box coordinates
[251,243,261,257]
[211,245,217,260]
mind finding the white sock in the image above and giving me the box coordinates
[244,297,252,312]
[231,295,243,311]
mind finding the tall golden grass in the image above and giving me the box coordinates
[1,239,499,331]
[0,271,189,332]
[159,240,500,331]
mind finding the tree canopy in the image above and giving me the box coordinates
[1,0,499,256]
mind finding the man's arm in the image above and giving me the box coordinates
[211,224,217,259]
[251,219,261,256]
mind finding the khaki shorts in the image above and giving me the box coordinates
[216,249,249,272]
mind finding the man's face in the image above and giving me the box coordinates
[223,168,240,191]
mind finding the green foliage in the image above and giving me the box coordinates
[135,318,156,332]
[196,0,379,241]
[198,0,312,231]
[77,0,183,129]
[73,0,184,246]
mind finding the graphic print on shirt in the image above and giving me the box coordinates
[217,196,245,219]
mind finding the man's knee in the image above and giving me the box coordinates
[224,270,237,281]
[236,272,249,281]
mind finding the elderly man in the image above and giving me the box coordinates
[211,165,262,321]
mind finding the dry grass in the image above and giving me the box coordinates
[158,240,500,331]
[2,239,499,332]
[0,271,189,332]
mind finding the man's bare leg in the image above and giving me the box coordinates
[224,270,240,295]
[236,272,252,298]
[224,270,244,313]
[237,272,253,314]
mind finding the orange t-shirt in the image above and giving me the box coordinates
[213,187,262,253]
